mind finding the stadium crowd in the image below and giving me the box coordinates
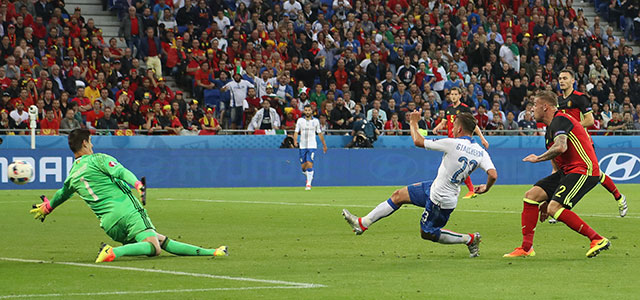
[0,0,640,137]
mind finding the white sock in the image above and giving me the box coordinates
[306,169,314,186]
[362,198,400,228]
[437,230,472,245]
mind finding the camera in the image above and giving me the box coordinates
[28,105,38,120]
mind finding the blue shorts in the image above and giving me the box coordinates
[407,181,433,208]
[407,181,453,236]
[419,200,454,237]
[299,149,315,164]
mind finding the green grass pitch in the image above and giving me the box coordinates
[1,185,638,299]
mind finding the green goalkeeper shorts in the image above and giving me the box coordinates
[105,209,156,244]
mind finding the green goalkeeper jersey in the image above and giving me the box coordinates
[50,153,142,231]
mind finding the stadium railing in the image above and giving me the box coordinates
[2,129,640,136]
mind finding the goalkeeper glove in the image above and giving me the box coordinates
[135,177,146,206]
[30,195,52,222]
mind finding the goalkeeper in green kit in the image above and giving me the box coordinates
[30,129,228,263]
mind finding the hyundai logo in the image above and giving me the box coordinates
[599,153,640,181]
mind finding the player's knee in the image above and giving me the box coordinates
[151,243,162,256]
[420,230,437,242]
[390,189,402,202]
[546,201,564,217]
[156,234,166,244]
[524,190,543,203]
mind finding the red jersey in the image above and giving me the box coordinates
[39,118,60,135]
[85,110,104,127]
[444,103,471,137]
[545,111,600,176]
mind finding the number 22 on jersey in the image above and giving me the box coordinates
[450,156,478,184]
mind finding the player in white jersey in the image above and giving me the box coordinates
[293,104,328,190]
[342,111,498,257]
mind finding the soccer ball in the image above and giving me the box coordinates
[8,161,34,185]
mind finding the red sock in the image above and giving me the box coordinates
[464,176,474,192]
[521,202,539,251]
[555,209,603,241]
[601,174,621,200]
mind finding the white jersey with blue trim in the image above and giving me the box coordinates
[295,117,321,149]
[423,136,495,209]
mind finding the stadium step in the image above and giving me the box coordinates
[75,0,187,98]
[572,1,640,53]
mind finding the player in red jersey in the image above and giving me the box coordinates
[504,91,610,258]
[558,69,627,217]
[432,87,490,199]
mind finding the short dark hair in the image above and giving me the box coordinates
[559,69,575,78]
[535,90,558,106]
[456,112,477,134]
[304,104,312,109]
[68,128,91,153]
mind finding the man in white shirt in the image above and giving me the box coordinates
[283,0,302,14]
[222,72,255,129]
[254,69,277,99]
[10,101,29,130]
[214,10,231,36]
[499,35,520,72]
[293,104,328,190]
[342,112,497,258]
[247,98,281,131]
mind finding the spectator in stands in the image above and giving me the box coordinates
[60,108,81,132]
[503,111,519,136]
[518,110,537,136]
[487,101,506,123]
[96,106,119,132]
[9,102,28,133]
[486,114,505,135]
[85,100,104,130]
[474,104,489,129]
[97,88,115,110]
[330,97,353,130]
[140,27,162,76]
[0,109,11,133]
[622,111,636,135]
[84,79,101,103]
[0,0,636,137]
[119,6,143,58]
[180,110,200,135]
[606,111,624,134]
[366,99,387,122]
[222,72,254,129]
[39,109,59,135]
[199,107,221,135]
[384,112,402,136]
[247,99,280,131]
[392,82,412,107]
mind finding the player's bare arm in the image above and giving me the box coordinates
[293,131,299,148]
[319,132,327,153]
[409,111,425,148]
[473,125,489,149]
[523,135,568,163]
[473,169,498,194]
[580,111,594,128]
[432,118,445,135]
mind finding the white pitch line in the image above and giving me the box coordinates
[0,286,317,299]
[0,257,325,288]
[158,198,639,219]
